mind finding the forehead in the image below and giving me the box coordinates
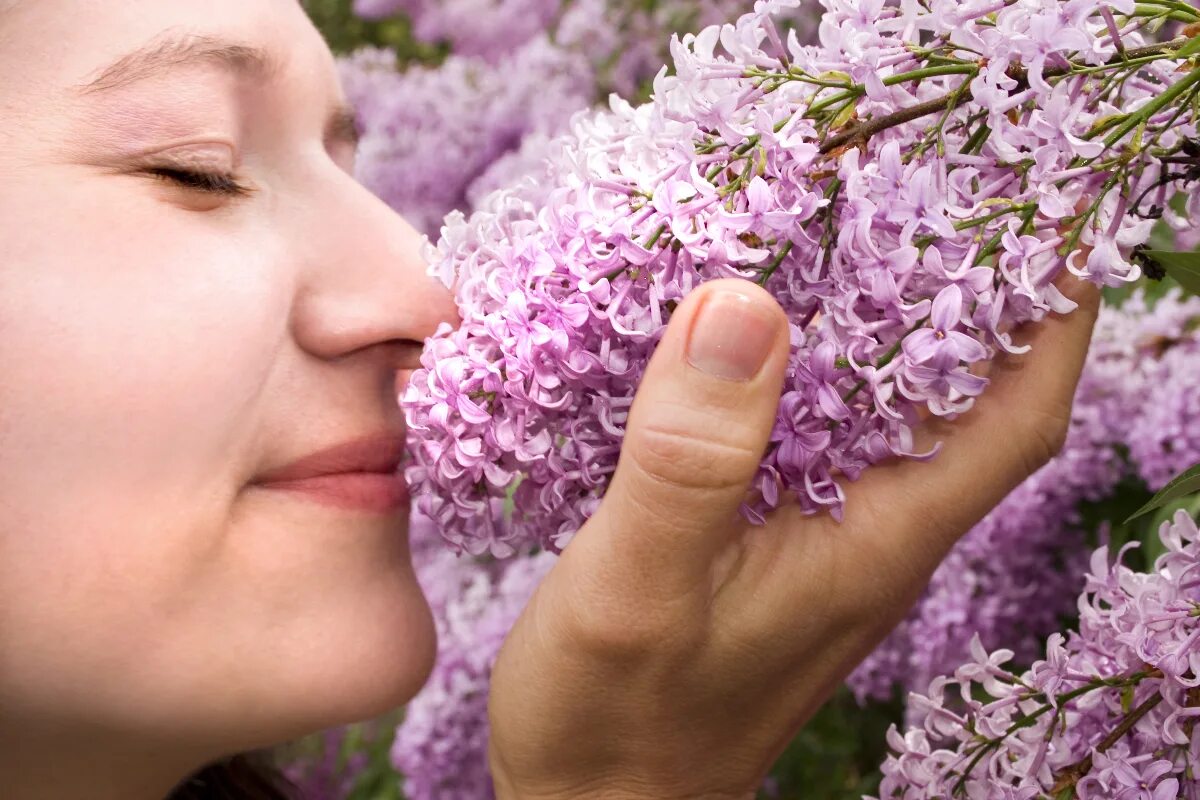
[0,0,333,101]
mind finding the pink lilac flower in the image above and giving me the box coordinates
[1129,337,1200,491]
[391,510,557,799]
[390,291,1200,793]
[351,0,799,97]
[344,3,822,234]
[353,0,560,60]
[402,0,1200,556]
[873,510,1200,798]
[339,41,594,236]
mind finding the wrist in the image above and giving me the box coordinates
[492,776,754,800]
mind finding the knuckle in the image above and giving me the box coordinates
[624,417,762,494]
[1017,404,1071,473]
[557,587,678,661]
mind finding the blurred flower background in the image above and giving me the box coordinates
[281,1,1200,798]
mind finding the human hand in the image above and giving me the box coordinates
[486,275,1100,800]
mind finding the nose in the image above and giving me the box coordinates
[289,176,460,371]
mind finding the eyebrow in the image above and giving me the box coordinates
[78,33,280,94]
[77,32,360,151]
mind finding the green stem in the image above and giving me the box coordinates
[883,64,979,86]
[1132,3,1200,22]
[950,671,1155,796]
[973,203,1038,267]
[1134,0,1200,18]
[756,241,794,287]
[1100,65,1200,147]
[956,202,1038,232]
[840,316,930,404]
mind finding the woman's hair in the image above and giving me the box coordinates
[168,750,301,800]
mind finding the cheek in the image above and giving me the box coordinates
[0,168,287,717]
[0,169,436,744]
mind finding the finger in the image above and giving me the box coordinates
[569,279,790,605]
[837,274,1102,576]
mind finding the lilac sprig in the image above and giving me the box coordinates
[388,293,1200,795]
[873,510,1200,798]
[850,288,1200,703]
[403,0,1200,556]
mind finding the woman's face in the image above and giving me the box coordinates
[0,0,454,779]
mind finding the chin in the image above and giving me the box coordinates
[311,566,437,730]
[215,564,439,754]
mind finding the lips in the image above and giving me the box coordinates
[250,433,412,514]
[253,433,408,484]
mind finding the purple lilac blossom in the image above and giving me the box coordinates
[1129,338,1200,491]
[391,509,556,800]
[338,40,594,236]
[850,289,1200,703]
[351,0,776,97]
[873,510,1200,798]
[402,0,1200,557]
[340,2,812,236]
[389,293,1200,794]
[353,0,560,60]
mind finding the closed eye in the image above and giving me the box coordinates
[145,166,252,197]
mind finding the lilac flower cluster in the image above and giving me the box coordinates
[387,291,1200,797]
[391,511,556,800]
[1129,340,1200,491]
[874,509,1200,798]
[850,289,1200,703]
[338,42,594,235]
[350,0,761,95]
[351,0,559,60]
[340,2,803,237]
[402,0,1200,556]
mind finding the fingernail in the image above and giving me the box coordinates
[685,289,780,381]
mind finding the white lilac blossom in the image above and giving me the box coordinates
[873,510,1200,798]
[850,289,1200,703]
[402,0,1200,557]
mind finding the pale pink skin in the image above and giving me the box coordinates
[0,2,457,797]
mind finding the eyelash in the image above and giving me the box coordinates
[145,166,252,198]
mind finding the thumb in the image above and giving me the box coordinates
[578,279,789,604]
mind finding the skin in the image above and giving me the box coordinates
[0,2,457,798]
[0,1,1102,799]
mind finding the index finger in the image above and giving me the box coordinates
[836,274,1102,578]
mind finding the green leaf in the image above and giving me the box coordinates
[1141,250,1200,297]
[1177,36,1200,58]
[1125,461,1200,523]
